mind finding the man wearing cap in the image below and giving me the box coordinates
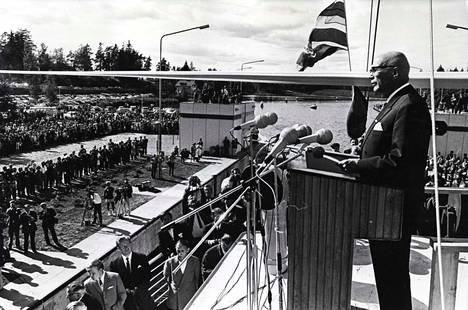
[6,200,21,249]
[110,236,155,310]
[67,281,102,310]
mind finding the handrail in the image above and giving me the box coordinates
[1,70,467,89]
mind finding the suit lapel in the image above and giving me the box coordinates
[172,257,184,286]
[361,85,411,146]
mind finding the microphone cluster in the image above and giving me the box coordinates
[264,125,333,162]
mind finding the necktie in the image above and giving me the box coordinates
[126,257,131,274]
[98,279,103,290]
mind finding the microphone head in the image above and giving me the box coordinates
[316,129,333,144]
[256,112,278,129]
[311,146,325,159]
[293,124,312,138]
[279,126,299,142]
[266,112,278,126]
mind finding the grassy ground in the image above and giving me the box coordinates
[16,157,208,251]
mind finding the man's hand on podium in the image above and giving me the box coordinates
[338,158,359,174]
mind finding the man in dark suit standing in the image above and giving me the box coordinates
[84,259,127,310]
[109,236,155,310]
[339,51,431,310]
[163,239,200,310]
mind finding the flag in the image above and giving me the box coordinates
[297,0,348,71]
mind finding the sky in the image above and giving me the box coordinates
[1,0,467,73]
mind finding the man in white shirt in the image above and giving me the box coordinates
[89,189,103,226]
[84,259,126,310]
[109,236,155,310]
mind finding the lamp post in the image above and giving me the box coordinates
[158,24,209,153]
[240,59,264,98]
[240,59,264,71]
[446,23,468,31]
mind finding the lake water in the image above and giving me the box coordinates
[254,100,380,151]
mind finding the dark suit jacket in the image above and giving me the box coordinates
[109,252,155,310]
[163,256,200,310]
[84,271,127,310]
[357,84,431,231]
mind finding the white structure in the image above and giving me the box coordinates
[179,101,255,153]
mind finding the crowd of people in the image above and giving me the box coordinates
[0,107,177,156]
[434,91,468,114]
[0,137,148,209]
[425,151,468,188]
[192,83,242,104]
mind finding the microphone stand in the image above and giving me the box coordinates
[246,126,258,310]
[161,150,305,232]
[273,157,284,310]
[171,187,250,274]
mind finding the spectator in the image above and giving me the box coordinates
[182,176,209,242]
[201,235,233,280]
[89,189,103,226]
[110,236,155,310]
[19,204,37,254]
[122,179,132,216]
[167,154,176,176]
[157,211,182,258]
[84,259,127,310]
[39,202,64,249]
[67,281,102,310]
[103,181,115,217]
[163,239,200,310]
[115,187,124,218]
[6,200,21,249]
[150,156,158,179]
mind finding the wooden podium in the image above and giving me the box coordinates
[287,151,404,310]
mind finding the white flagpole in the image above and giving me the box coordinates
[343,0,352,71]
[429,0,446,309]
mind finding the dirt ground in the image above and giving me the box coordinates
[12,156,208,251]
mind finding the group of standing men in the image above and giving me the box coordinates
[66,236,155,310]
[0,136,148,209]
[6,200,64,254]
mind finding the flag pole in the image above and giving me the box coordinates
[344,0,352,71]
[370,0,381,64]
[366,0,374,70]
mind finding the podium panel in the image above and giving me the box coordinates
[287,166,404,310]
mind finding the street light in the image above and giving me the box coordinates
[240,59,264,71]
[410,66,423,72]
[446,23,468,31]
[240,59,264,98]
[158,24,209,153]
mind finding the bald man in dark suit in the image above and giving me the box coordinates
[339,51,431,310]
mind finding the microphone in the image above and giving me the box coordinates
[292,124,312,138]
[232,112,278,130]
[264,126,299,162]
[310,146,341,164]
[296,129,333,145]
